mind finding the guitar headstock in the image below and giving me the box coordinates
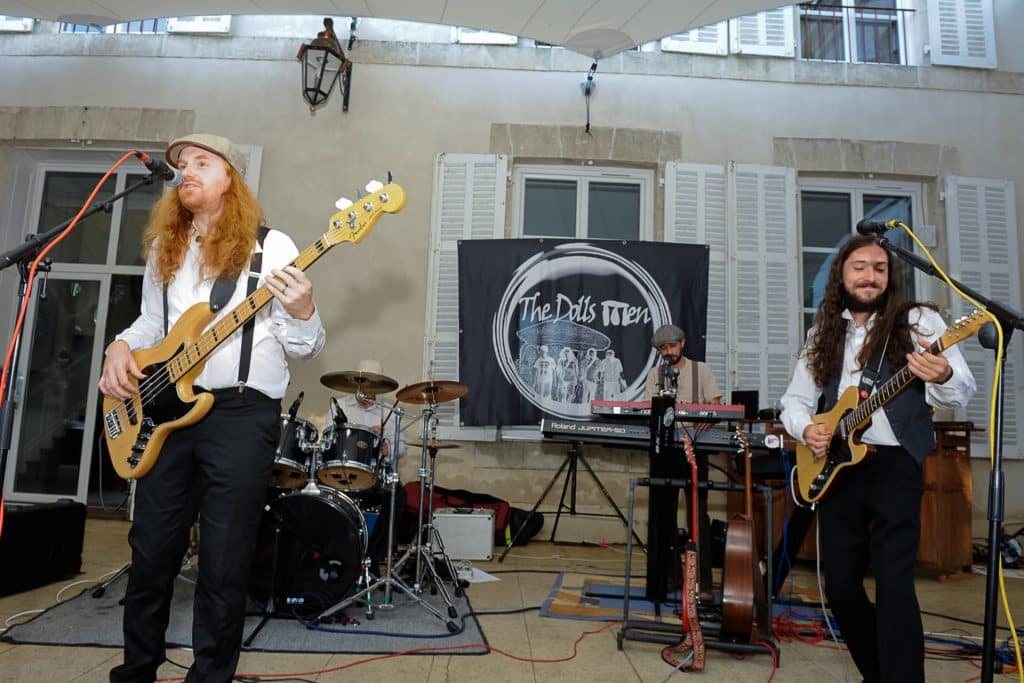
[735,424,751,458]
[939,310,987,349]
[681,432,696,467]
[325,181,406,247]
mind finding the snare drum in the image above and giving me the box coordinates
[270,415,319,489]
[317,423,381,493]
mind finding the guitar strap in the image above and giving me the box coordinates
[162,225,271,389]
[856,333,890,402]
[691,360,699,402]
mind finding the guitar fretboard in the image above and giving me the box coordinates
[165,236,330,382]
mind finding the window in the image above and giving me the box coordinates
[661,8,795,57]
[166,16,232,34]
[60,19,168,33]
[455,27,517,45]
[798,179,923,334]
[799,1,914,65]
[512,165,654,240]
[0,16,33,32]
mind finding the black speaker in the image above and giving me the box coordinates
[0,500,86,597]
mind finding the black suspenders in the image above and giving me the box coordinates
[162,224,271,390]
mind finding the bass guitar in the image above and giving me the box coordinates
[795,310,985,504]
[102,183,406,480]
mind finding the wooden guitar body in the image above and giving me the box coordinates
[102,302,217,479]
[794,385,870,504]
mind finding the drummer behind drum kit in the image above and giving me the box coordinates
[245,365,470,643]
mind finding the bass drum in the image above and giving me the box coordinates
[248,486,367,616]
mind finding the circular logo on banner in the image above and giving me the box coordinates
[491,242,672,420]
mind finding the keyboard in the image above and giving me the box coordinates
[590,400,745,421]
[540,418,782,453]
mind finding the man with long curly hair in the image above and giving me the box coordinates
[99,133,325,682]
[780,233,975,682]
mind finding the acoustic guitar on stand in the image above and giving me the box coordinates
[795,310,986,504]
[102,182,406,480]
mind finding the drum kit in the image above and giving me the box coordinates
[245,366,470,644]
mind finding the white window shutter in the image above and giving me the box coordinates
[927,0,997,69]
[944,176,1021,458]
[664,162,730,395]
[728,163,800,411]
[660,22,728,55]
[729,8,795,57]
[425,153,507,439]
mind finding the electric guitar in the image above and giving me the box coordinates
[795,310,985,504]
[102,183,406,480]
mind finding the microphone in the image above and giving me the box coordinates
[134,151,184,187]
[856,218,898,236]
[287,391,304,420]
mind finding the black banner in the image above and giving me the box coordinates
[458,239,709,426]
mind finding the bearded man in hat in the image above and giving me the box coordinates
[642,323,722,601]
[99,133,326,682]
[643,323,721,403]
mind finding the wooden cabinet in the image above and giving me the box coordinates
[726,421,976,576]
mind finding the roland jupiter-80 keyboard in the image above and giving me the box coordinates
[540,418,783,453]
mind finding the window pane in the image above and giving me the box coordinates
[89,273,144,506]
[117,175,163,266]
[523,178,576,237]
[863,194,914,298]
[587,182,640,240]
[801,13,844,61]
[15,279,101,496]
[856,12,900,64]
[803,251,831,310]
[38,172,111,264]
[801,191,850,248]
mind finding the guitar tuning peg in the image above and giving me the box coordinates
[365,180,384,193]
[335,197,353,210]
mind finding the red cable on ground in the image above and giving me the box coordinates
[155,621,621,681]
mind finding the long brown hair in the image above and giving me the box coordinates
[141,164,263,284]
[805,234,930,387]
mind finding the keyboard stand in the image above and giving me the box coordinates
[498,440,646,561]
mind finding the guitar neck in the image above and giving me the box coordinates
[166,236,330,382]
[842,338,942,432]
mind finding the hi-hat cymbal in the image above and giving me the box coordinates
[320,370,399,395]
[408,439,460,450]
[396,380,469,404]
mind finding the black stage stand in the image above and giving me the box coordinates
[499,441,646,562]
[244,516,284,647]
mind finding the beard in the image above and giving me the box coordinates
[843,286,885,313]
[661,352,682,365]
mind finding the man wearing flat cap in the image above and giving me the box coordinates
[643,323,721,601]
[99,133,325,682]
[644,324,721,404]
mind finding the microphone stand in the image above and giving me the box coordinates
[0,173,162,517]
[874,230,1024,682]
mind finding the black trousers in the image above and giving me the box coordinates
[817,445,925,683]
[110,387,280,683]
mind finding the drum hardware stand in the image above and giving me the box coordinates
[244,511,286,647]
[388,402,462,622]
[315,399,458,631]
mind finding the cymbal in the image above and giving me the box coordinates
[320,370,399,395]
[408,439,460,450]
[396,380,469,404]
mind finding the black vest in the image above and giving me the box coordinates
[820,352,935,465]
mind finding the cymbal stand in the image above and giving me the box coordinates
[315,399,457,630]
[389,401,462,621]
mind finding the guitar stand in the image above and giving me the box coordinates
[616,476,778,660]
[498,440,646,562]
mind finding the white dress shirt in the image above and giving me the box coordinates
[780,307,976,446]
[115,229,326,399]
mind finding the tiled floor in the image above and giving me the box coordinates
[0,518,1019,682]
